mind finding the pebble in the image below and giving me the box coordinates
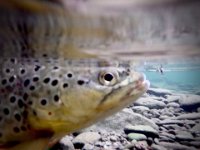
[173,112,200,120]
[160,132,176,140]
[151,144,168,150]
[191,124,200,133]
[175,131,194,141]
[159,142,197,150]
[157,119,185,126]
[124,125,159,138]
[134,97,166,109]
[72,132,101,144]
[127,133,147,141]
[166,95,181,103]
[167,102,180,108]
[83,143,94,150]
[147,88,172,97]
[179,94,200,111]
[132,106,150,113]
[110,136,118,142]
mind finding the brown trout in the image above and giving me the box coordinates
[0,58,149,150]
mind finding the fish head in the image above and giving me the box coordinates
[28,61,149,135]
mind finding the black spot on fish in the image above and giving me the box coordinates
[29,86,35,91]
[67,73,72,78]
[14,114,21,122]
[18,99,24,108]
[20,69,26,75]
[5,68,10,74]
[51,80,58,86]
[53,66,59,70]
[54,95,59,102]
[33,110,37,116]
[10,96,16,103]
[34,65,41,72]
[23,93,28,101]
[33,77,39,82]
[63,83,68,88]
[10,58,16,64]
[43,77,50,84]
[24,79,30,87]
[40,99,47,106]
[0,133,2,137]
[9,76,15,83]
[1,79,7,85]
[77,80,85,85]
[3,108,10,115]
[42,54,47,57]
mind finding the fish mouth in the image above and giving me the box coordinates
[135,73,150,90]
[125,73,150,97]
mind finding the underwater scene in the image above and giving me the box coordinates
[0,0,200,150]
[142,59,200,94]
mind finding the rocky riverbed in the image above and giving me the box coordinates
[52,88,200,150]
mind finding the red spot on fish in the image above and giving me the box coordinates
[0,89,5,94]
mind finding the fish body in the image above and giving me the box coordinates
[0,58,149,149]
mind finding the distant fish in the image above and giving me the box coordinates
[156,65,164,74]
[0,58,149,150]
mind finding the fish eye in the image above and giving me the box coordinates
[99,71,119,86]
[104,73,114,82]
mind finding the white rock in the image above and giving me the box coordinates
[72,132,101,144]
[135,97,166,109]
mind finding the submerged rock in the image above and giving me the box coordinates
[179,94,200,111]
[127,133,147,141]
[166,95,181,103]
[147,88,172,98]
[85,109,158,133]
[159,142,197,150]
[167,102,180,108]
[157,119,185,125]
[151,144,168,150]
[175,131,194,141]
[124,125,159,138]
[132,106,150,114]
[173,113,200,120]
[191,124,200,133]
[134,97,166,109]
[72,132,101,145]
